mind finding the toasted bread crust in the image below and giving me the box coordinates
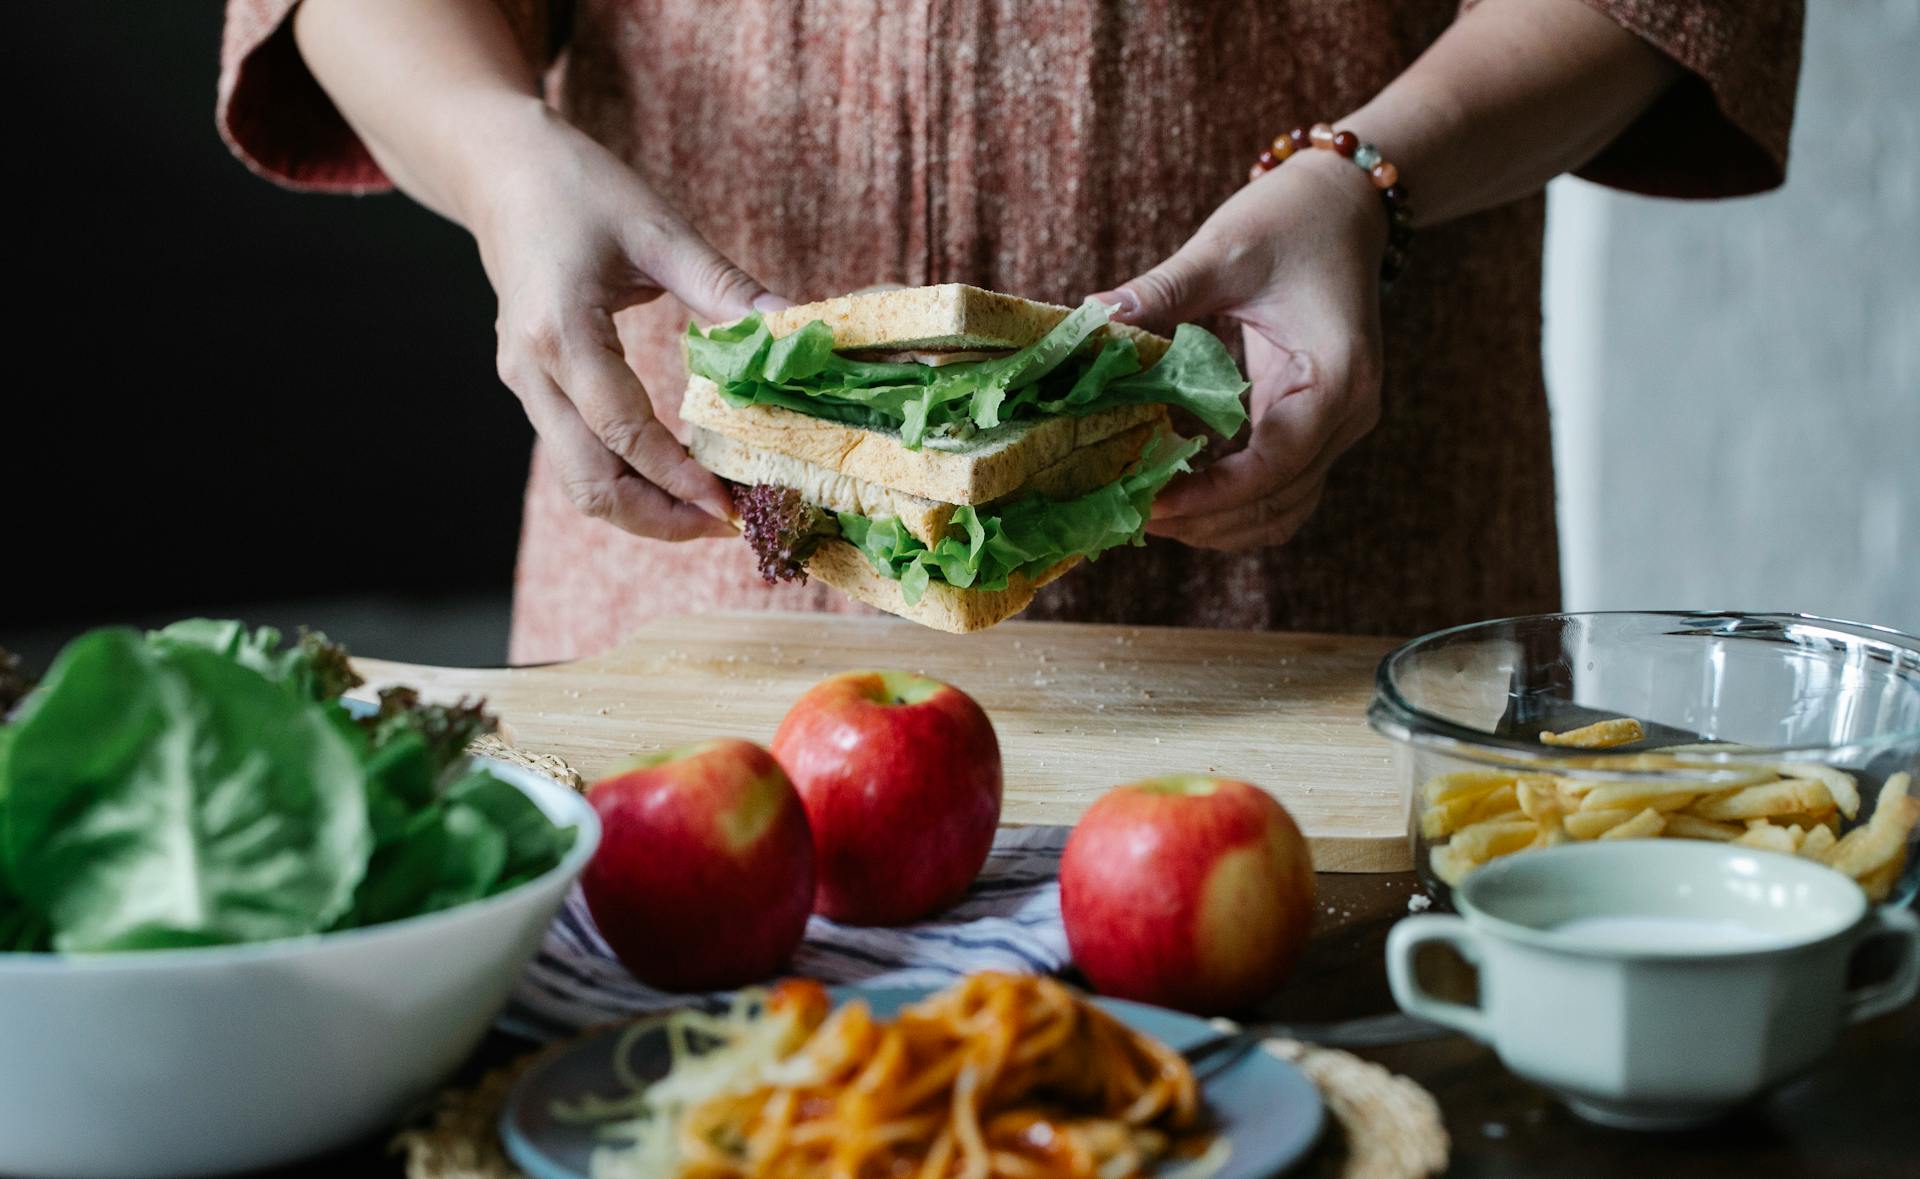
[808,539,1077,633]
[760,284,1171,364]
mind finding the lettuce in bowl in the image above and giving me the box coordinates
[0,621,574,954]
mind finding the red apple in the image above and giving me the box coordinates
[772,670,1001,925]
[1060,776,1315,1015]
[582,739,814,991]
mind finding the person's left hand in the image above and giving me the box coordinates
[1092,149,1387,550]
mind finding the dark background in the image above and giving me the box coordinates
[6,4,532,668]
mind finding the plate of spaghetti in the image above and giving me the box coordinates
[501,972,1325,1179]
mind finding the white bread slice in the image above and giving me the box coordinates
[1015,416,1168,499]
[682,377,1163,505]
[693,427,960,544]
[692,416,1168,547]
[808,539,1078,634]
[760,284,1171,365]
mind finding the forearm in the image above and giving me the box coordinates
[291,0,549,226]
[1342,0,1683,226]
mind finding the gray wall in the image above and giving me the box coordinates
[1545,0,1919,633]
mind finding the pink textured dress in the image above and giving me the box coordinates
[219,1,1801,664]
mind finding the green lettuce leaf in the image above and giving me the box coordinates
[1,632,372,951]
[963,299,1113,430]
[686,300,1248,449]
[331,799,507,929]
[331,764,573,929]
[836,433,1206,605]
[147,620,361,704]
[1045,324,1249,438]
[443,769,577,892]
[148,619,312,691]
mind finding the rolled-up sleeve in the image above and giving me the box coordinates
[1565,0,1805,198]
[216,0,559,194]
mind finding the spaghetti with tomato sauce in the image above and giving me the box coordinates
[578,973,1217,1179]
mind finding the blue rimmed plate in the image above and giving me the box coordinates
[501,985,1325,1179]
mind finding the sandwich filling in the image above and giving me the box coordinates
[732,434,1203,605]
[686,298,1249,450]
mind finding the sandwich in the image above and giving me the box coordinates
[681,284,1249,633]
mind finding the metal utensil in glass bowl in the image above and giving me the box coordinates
[1367,612,1920,907]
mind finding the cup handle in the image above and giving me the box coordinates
[1845,906,1920,1026]
[1386,915,1491,1042]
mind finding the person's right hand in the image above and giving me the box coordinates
[467,105,787,540]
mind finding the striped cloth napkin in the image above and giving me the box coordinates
[502,826,1071,1040]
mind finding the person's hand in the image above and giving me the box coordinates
[1093,149,1386,550]
[467,105,787,540]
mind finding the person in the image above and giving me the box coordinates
[218,0,1802,663]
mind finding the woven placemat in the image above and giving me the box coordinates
[471,733,584,792]
[1261,1039,1449,1179]
[396,1036,1448,1179]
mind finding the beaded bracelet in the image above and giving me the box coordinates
[1250,123,1413,283]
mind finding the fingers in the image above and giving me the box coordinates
[1148,326,1379,551]
[1091,223,1243,330]
[1091,265,1211,334]
[626,212,786,325]
[547,322,734,515]
[509,364,736,541]
[1147,479,1326,551]
[1154,414,1342,524]
[1091,189,1285,329]
[475,153,780,539]
[1148,398,1371,550]
[1151,339,1325,519]
[498,321,736,540]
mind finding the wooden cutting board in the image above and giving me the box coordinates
[354,612,1409,871]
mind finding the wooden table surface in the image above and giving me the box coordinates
[266,871,1918,1178]
[354,612,1410,870]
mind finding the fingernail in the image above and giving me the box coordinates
[752,292,794,312]
[1107,288,1143,321]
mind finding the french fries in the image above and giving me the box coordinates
[1775,761,1861,820]
[1424,770,1518,806]
[1563,807,1641,840]
[1731,822,1799,854]
[1450,817,1539,864]
[1690,778,1836,822]
[1540,718,1647,749]
[1516,777,1563,821]
[1797,824,1838,861]
[1598,808,1666,841]
[1577,782,1699,813]
[1825,775,1918,883]
[1419,781,1523,839]
[1421,758,1917,902]
[1663,813,1743,842]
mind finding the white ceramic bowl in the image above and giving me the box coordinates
[0,761,600,1179]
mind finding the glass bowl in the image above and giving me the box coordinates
[1367,612,1920,908]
